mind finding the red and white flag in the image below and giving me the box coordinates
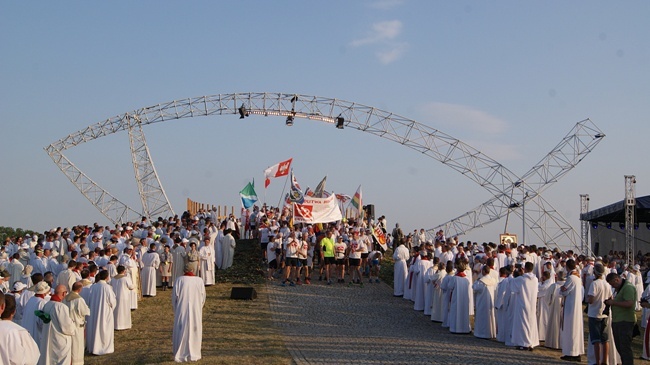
[264,158,292,188]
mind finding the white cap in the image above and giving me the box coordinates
[13,282,27,291]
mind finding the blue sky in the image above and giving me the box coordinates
[1,1,649,249]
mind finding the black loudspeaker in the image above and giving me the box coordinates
[364,204,375,220]
[230,287,257,300]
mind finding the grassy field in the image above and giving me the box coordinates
[84,240,292,365]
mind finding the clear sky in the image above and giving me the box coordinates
[1,1,649,249]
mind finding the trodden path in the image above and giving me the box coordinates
[267,279,575,365]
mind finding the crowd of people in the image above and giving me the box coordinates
[0,210,242,364]
[3,202,650,365]
[393,229,650,365]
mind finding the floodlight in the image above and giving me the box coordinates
[286,116,294,126]
[336,117,344,129]
[238,105,248,119]
[592,223,598,229]
[606,223,612,229]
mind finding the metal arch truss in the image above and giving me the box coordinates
[44,93,603,251]
[430,119,604,253]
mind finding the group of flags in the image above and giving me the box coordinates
[237,157,364,219]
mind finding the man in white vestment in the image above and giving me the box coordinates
[110,265,135,330]
[413,253,432,311]
[86,270,116,355]
[440,261,455,328]
[510,262,539,350]
[63,282,90,365]
[220,229,236,270]
[199,237,215,286]
[171,239,188,287]
[545,271,566,349]
[423,260,437,316]
[559,259,585,361]
[403,254,418,301]
[495,267,513,343]
[23,281,50,346]
[473,265,498,339]
[7,253,24,289]
[448,260,473,334]
[536,270,554,342]
[430,262,447,322]
[39,285,76,365]
[118,246,140,309]
[392,242,409,297]
[172,263,207,362]
[56,260,78,292]
[141,243,161,297]
[0,293,41,365]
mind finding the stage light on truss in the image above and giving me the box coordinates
[646,223,650,230]
[592,222,598,229]
[634,223,639,230]
[286,115,294,126]
[619,222,625,230]
[594,133,605,139]
[238,104,248,119]
[336,117,344,129]
[606,222,612,229]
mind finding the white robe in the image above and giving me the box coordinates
[56,269,77,293]
[423,266,435,316]
[172,274,206,362]
[23,295,47,346]
[440,273,455,328]
[473,275,497,339]
[0,319,41,365]
[199,244,215,286]
[413,259,432,311]
[7,259,24,289]
[62,293,90,365]
[448,274,473,334]
[38,300,76,365]
[404,257,418,301]
[510,272,539,348]
[545,280,565,349]
[141,251,160,297]
[559,274,584,357]
[86,280,116,355]
[214,230,224,270]
[170,245,187,287]
[536,278,553,341]
[495,277,512,343]
[220,234,236,270]
[110,275,135,330]
[430,270,447,322]
[392,245,409,296]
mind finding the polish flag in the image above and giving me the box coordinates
[264,158,292,188]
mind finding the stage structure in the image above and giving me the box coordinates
[430,119,604,253]
[45,93,603,250]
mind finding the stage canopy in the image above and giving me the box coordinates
[581,195,650,224]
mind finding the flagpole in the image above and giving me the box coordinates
[277,171,291,208]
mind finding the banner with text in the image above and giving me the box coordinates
[292,194,343,224]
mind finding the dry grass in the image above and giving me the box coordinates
[84,240,292,365]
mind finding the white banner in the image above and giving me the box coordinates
[292,195,342,224]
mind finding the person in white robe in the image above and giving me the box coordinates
[545,271,566,349]
[86,270,116,355]
[171,239,188,287]
[473,265,497,339]
[214,225,225,270]
[7,254,24,289]
[141,244,161,297]
[430,262,447,322]
[392,242,409,297]
[0,293,41,365]
[110,265,135,330]
[118,247,140,309]
[509,262,539,350]
[559,259,585,360]
[199,237,215,286]
[403,254,418,301]
[172,263,207,362]
[423,260,437,316]
[23,281,50,346]
[38,285,76,365]
[413,254,432,311]
[536,270,554,342]
[495,267,513,343]
[448,261,473,334]
[62,282,90,365]
[56,261,78,292]
[440,261,455,328]
[220,229,236,270]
